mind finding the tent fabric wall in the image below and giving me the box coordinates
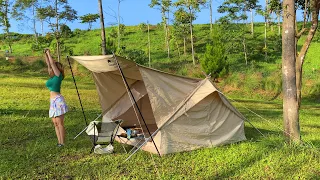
[159,92,246,154]
[70,55,247,155]
[139,67,202,127]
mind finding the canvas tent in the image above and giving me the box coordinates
[70,55,246,155]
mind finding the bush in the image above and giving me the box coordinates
[308,82,320,100]
[200,43,228,80]
[60,24,73,38]
[31,59,46,69]
[200,26,229,80]
[263,71,282,93]
[138,23,147,32]
[73,28,83,37]
[14,58,24,66]
[120,49,148,66]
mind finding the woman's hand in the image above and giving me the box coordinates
[44,48,50,54]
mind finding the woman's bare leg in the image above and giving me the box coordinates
[52,117,62,144]
[55,115,65,145]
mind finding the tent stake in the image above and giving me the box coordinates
[67,56,88,126]
[112,55,161,157]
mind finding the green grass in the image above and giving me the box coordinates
[1,60,320,179]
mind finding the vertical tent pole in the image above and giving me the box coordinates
[67,56,88,126]
[113,55,161,157]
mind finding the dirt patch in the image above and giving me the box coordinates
[59,154,84,162]
[223,85,240,93]
[7,56,42,63]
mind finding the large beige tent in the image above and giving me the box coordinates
[70,55,246,155]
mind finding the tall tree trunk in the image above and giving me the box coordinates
[296,0,320,108]
[162,9,169,58]
[277,12,281,36]
[41,21,44,35]
[307,0,311,22]
[117,0,121,50]
[210,0,213,33]
[167,9,170,58]
[148,22,151,67]
[40,0,43,36]
[250,8,254,36]
[303,0,308,28]
[98,0,107,55]
[282,0,300,143]
[243,38,248,65]
[264,0,268,60]
[55,0,61,62]
[176,41,181,57]
[32,4,38,42]
[183,37,186,56]
[189,7,195,65]
[271,13,274,32]
[3,0,12,53]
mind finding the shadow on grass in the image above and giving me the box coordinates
[244,126,280,140]
[232,98,282,105]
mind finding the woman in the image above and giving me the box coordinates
[44,49,68,147]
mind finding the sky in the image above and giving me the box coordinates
[9,0,274,34]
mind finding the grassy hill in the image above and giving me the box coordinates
[1,23,320,101]
[1,24,320,179]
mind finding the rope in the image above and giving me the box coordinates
[149,153,161,179]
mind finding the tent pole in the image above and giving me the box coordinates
[112,55,161,157]
[67,56,88,126]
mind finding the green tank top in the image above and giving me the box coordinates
[46,74,63,93]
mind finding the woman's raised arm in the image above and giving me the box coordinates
[45,49,60,77]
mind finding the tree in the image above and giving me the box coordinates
[200,26,228,81]
[117,0,125,50]
[37,0,77,61]
[218,0,257,65]
[0,0,13,53]
[12,0,41,41]
[150,0,172,59]
[79,13,99,30]
[136,21,151,66]
[256,0,273,60]
[60,24,72,38]
[138,22,147,32]
[209,0,213,32]
[282,0,300,143]
[147,22,151,67]
[98,0,107,55]
[248,0,261,35]
[269,0,282,36]
[172,7,191,57]
[296,0,320,108]
[175,0,207,65]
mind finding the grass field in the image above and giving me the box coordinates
[1,59,320,179]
